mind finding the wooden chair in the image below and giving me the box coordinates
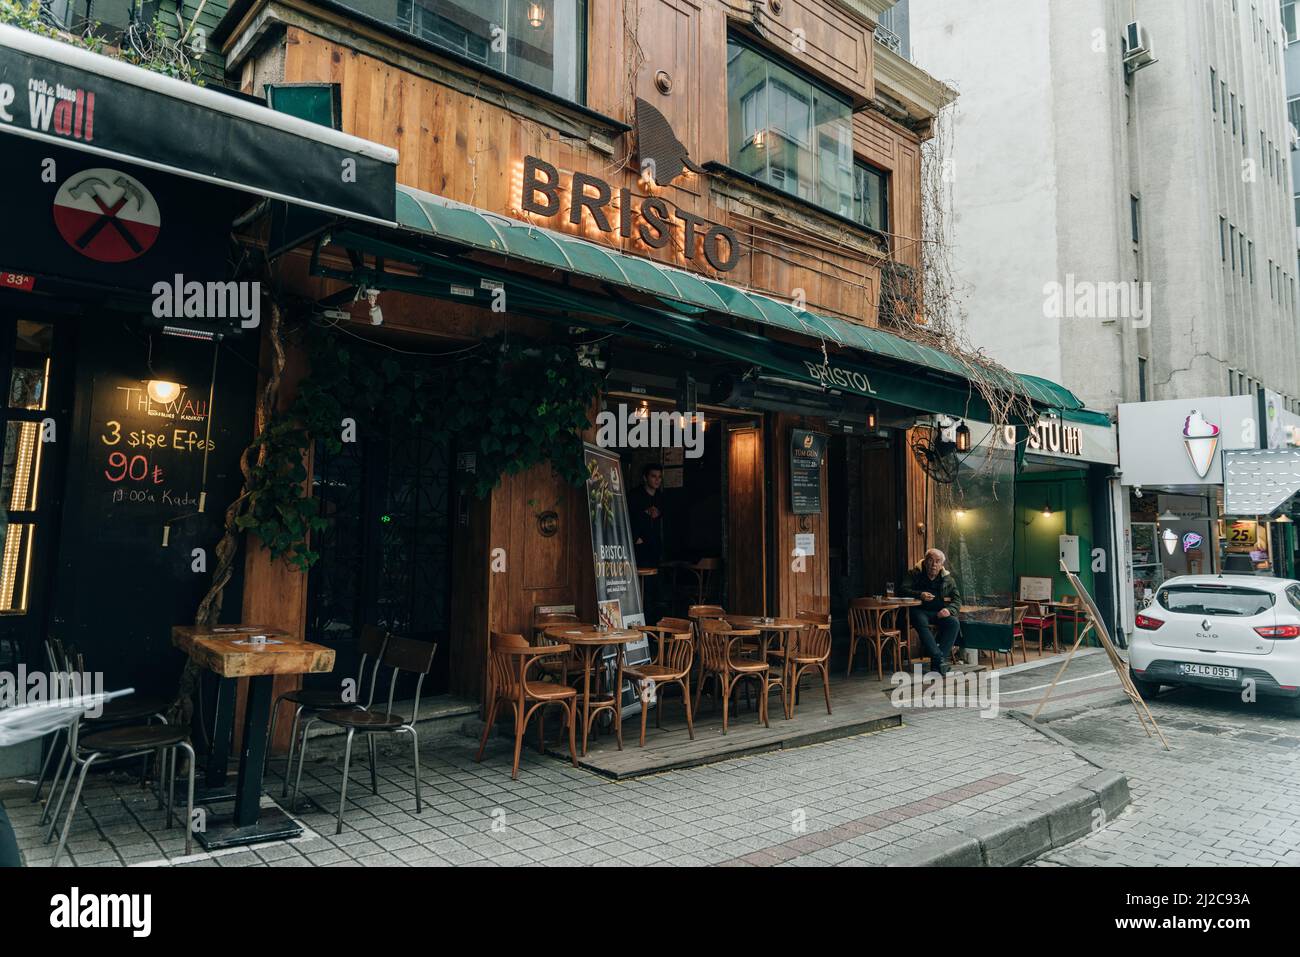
[847,598,902,679]
[693,618,771,733]
[1055,596,1090,647]
[267,624,388,798]
[476,632,579,779]
[688,558,722,605]
[984,606,1026,669]
[787,611,832,717]
[627,618,695,746]
[532,609,584,686]
[1020,600,1058,653]
[292,637,438,834]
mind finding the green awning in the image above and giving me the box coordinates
[341,186,1095,419]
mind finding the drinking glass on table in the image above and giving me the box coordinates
[885,582,895,598]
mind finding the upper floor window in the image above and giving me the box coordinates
[390,0,587,102]
[1286,2,1298,45]
[854,162,888,233]
[727,36,854,220]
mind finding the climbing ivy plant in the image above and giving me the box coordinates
[237,326,602,571]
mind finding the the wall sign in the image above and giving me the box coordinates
[521,155,739,272]
[790,429,826,515]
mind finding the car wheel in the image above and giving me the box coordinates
[1130,671,1161,700]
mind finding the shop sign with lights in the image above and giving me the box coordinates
[520,155,740,272]
[999,418,1084,457]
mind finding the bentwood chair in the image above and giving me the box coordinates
[267,624,389,797]
[1020,600,1058,653]
[847,598,902,680]
[626,618,695,746]
[477,632,579,779]
[787,611,833,717]
[531,609,585,687]
[688,558,723,605]
[35,638,170,821]
[694,619,771,733]
[47,708,196,866]
[292,637,437,834]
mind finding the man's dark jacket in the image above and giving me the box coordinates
[899,561,962,614]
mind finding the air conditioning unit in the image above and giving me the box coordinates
[1123,21,1156,71]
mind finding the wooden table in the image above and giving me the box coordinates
[724,615,804,663]
[543,625,641,756]
[172,624,335,849]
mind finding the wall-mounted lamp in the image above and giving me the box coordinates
[635,400,650,419]
[527,2,546,28]
[1276,514,1294,524]
[954,507,966,520]
[146,379,183,405]
[955,421,972,452]
[866,405,877,429]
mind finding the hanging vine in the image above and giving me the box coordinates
[236,322,603,571]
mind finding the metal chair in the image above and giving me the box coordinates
[46,710,195,866]
[477,631,579,779]
[787,611,833,717]
[292,636,437,835]
[694,618,770,733]
[35,639,169,822]
[847,598,902,679]
[626,618,695,746]
[266,624,388,797]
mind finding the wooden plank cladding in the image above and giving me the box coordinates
[272,0,904,328]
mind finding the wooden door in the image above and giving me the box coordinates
[727,424,765,614]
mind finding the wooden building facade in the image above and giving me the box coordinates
[213,0,962,712]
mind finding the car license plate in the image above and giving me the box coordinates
[1178,663,1239,680]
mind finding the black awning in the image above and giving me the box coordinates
[0,25,398,223]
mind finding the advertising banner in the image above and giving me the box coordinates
[583,444,650,714]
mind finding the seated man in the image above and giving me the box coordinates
[900,548,962,676]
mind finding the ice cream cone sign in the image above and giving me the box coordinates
[1182,410,1220,478]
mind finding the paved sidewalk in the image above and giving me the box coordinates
[1033,686,1300,866]
[3,693,1101,867]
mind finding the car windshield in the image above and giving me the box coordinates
[1157,585,1275,617]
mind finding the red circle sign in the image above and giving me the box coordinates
[53,169,160,263]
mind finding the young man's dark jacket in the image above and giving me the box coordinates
[899,561,962,614]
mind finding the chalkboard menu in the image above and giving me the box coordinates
[87,373,215,541]
[790,429,826,515]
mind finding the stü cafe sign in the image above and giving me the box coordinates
[521,155,740,272]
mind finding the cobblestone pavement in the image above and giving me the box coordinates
[1034,685,1300,866]
[4,695,1098,867]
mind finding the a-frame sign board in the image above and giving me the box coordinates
[1030,561,1170,750]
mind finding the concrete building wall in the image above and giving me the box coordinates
[910,0,1300,414]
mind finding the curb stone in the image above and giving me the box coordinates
[884,716,1131,866]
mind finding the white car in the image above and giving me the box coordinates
[1129,574,1300,714]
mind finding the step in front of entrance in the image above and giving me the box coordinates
[538,676,904,780]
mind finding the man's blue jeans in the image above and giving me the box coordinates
[909,608,960,669]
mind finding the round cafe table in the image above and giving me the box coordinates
[723,615,804,662]
[543,625,642,756]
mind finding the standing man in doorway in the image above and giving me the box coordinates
[901,548,962,676]
[629,463,667,618]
